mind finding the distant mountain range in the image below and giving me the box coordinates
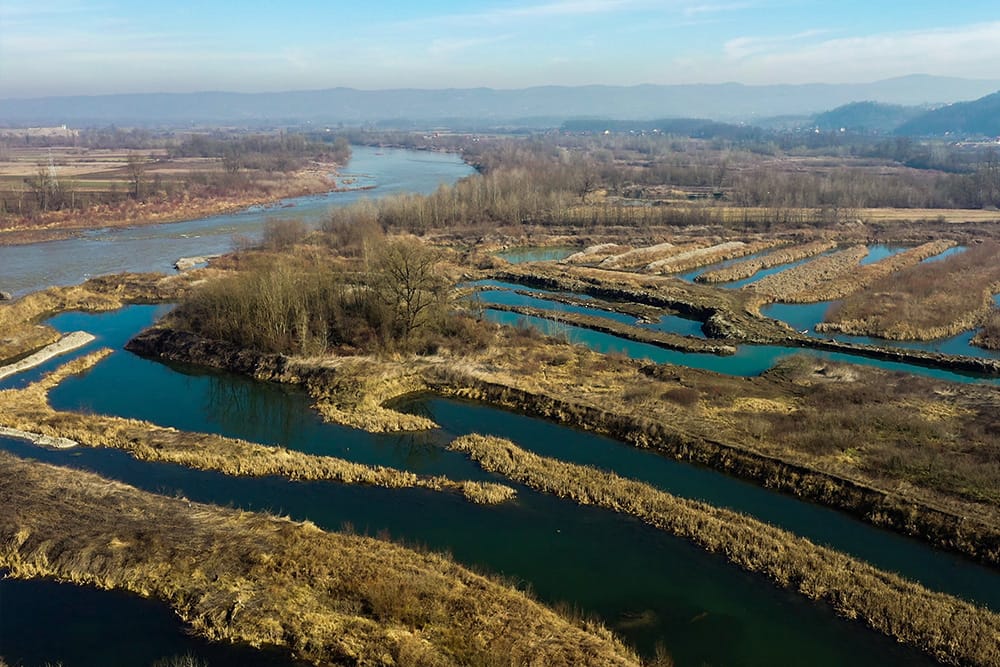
[812,102,926,134]
[2,75,999,127]
[894,91,1000,137]
[805,91,1000,137]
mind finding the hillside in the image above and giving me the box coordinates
[813,101,924,133]
[895,91,1000,136]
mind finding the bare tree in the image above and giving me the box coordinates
[369,238,448,341]
[25,164,56,210]
[126,151,148,200]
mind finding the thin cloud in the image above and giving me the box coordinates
[428,34,513,57]
[724,21,1000,82]
[724,29,832,59]
[391,0,747,30]
[682,2,755,17]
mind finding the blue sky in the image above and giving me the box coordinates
[1,0,999,97]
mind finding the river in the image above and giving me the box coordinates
[0,148,993,666]
[0,146,475,297]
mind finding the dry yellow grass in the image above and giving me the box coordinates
[484,303,734,354]
[697,240,836,283]
[0,322,60,365]
[597,240,694,270]
[307,358,438,432]
[747,245,869,301]
[645,240,780,274]
[0,352,514,504]
[861,208,1000,223]
[1,453,639,666]
[448,434,1000,667]
[818,242,1000,340]
[565,243,632,264]
[0,272,209,333]
[974,310,1000,350]
[749,240,956,304]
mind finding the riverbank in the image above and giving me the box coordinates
[0,452,638,666]
[6,269,1000,566]
[127,322,1000,567]
[0,331,94,380]
[449,434,1000,667]
[484,261,1000,376]
[483,302,736,354]
[0,351,515,505]
[0,163,345,247]
[816,241,1000,342]
[0,272,211,366]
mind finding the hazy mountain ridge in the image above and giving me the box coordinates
[813,102,926,133]
[2,75,998,126]
[895,91,1000,137]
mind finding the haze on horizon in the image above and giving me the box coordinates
[1,0,999,99]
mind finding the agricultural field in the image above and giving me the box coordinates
[0,133,350,244]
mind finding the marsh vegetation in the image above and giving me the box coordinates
[7,131,1000,666]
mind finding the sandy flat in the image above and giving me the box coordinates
[0,330,95,381]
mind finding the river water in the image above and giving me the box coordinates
[0,146,474,297]
[0,300,993,666]
[0,148,993,666]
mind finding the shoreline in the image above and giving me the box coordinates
[0,453,637,666]
[0,331,94,381]
[127,324,1000,568]
[0,162,349,248]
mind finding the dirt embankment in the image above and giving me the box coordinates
[974,311,1000,351]
[0,453,638,666]
[697,240,836,283]
[0,324,61,366]
[428,367,1000,567]
[748,240,956,305]
[818,241,1000,342]
[0,351,514,505]
[645,239,780,274]
[0,271,216,368]
[128,325,1000,568]
[489,263,790,343]
[450,434,1000,667]
[483,303,735,354]
[0,331,94,381]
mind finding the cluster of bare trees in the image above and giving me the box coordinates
[354,134,1000,233]
[172,133,350,174]
[173,236,450,355]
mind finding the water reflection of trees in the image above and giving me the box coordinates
[375,430,446,472]
[202,373,311,445]
[201,377,456,474]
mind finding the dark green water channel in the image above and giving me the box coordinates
[0,576,304,667]
[471,280,1000,384]
[0,436,936,667]
[41,307,1000,610]
[5,305,998,665]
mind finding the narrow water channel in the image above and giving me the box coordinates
[3,150,996,665]
[0,576,303,667]
[762,300,1000,360]
[3,304,996,665]
[491,309,1000,383]
[0,436,937,667]
[41,308,1000,610]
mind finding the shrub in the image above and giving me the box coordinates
[662,387,699,407]
[261,218,308,250]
